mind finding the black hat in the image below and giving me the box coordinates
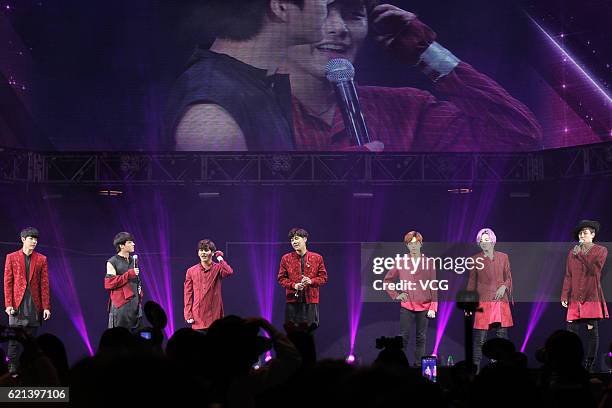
[573,220,600,239]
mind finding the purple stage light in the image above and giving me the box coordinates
[433,302,453,356]
[43,196,94,355]
[347,195,385,358]
[117,190,175,338]
[264,352,273,363]
[345,354,356,364]
[434,183,501,357]
[521,301,548,353]
[243,189,279,323]
[527,14,612,105]
[347,250,362,357]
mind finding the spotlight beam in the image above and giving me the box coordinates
[526,13,612,105]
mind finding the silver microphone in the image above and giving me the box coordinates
[132,254,141,291]
[325,58,371,146]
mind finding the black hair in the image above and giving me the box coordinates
[198,239,217,253]
[113,232,134,252]
[202,0,305,41]
[20,227,39,240]
[288,227,309,240]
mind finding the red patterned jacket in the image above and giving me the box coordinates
[277,251,327,303]
[4,250,51,312]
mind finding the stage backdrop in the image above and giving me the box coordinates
[0,178,610,366]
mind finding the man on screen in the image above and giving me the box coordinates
[286,1,542,151]
[166,0,331,151]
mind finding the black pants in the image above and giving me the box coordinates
[7,326,38,373]
[473,324,508,368]
[285,303,319,332]
[567,319,599,371]
[399,309,429,364]
[108,297,143,333]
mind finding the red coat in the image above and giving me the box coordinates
[561,244,609,320]
[277,251,327,303]
[184,260,233,329]
[467,251,513,329]
[4,250,51,312]
[104,268,142,310]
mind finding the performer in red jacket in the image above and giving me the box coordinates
[277,228,328,332]
[384,231,437,364]
[4,227,51,374]
[467,228,513,369]
[561,220,608,371]
[105,232,144,332]
[184,239,233,331]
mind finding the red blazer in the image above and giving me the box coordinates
[105,268,142,310]
[277,251,327,303]
[4,250,51,312]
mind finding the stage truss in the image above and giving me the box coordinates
[1,143,611,186]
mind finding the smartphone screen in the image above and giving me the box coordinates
[421,356,437,383]
[140,331,152,340]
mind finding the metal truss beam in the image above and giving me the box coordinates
[0,142,610,186]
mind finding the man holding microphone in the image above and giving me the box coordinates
[105,232,144,332]
[277,228,328,332]
[561,220,608,372]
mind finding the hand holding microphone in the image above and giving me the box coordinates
[294,282,305,297]
[294,276,312,297]
[214,250,224,262]
[133,254,140,275]
[133,254,142,298]
[572,240,583,255]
